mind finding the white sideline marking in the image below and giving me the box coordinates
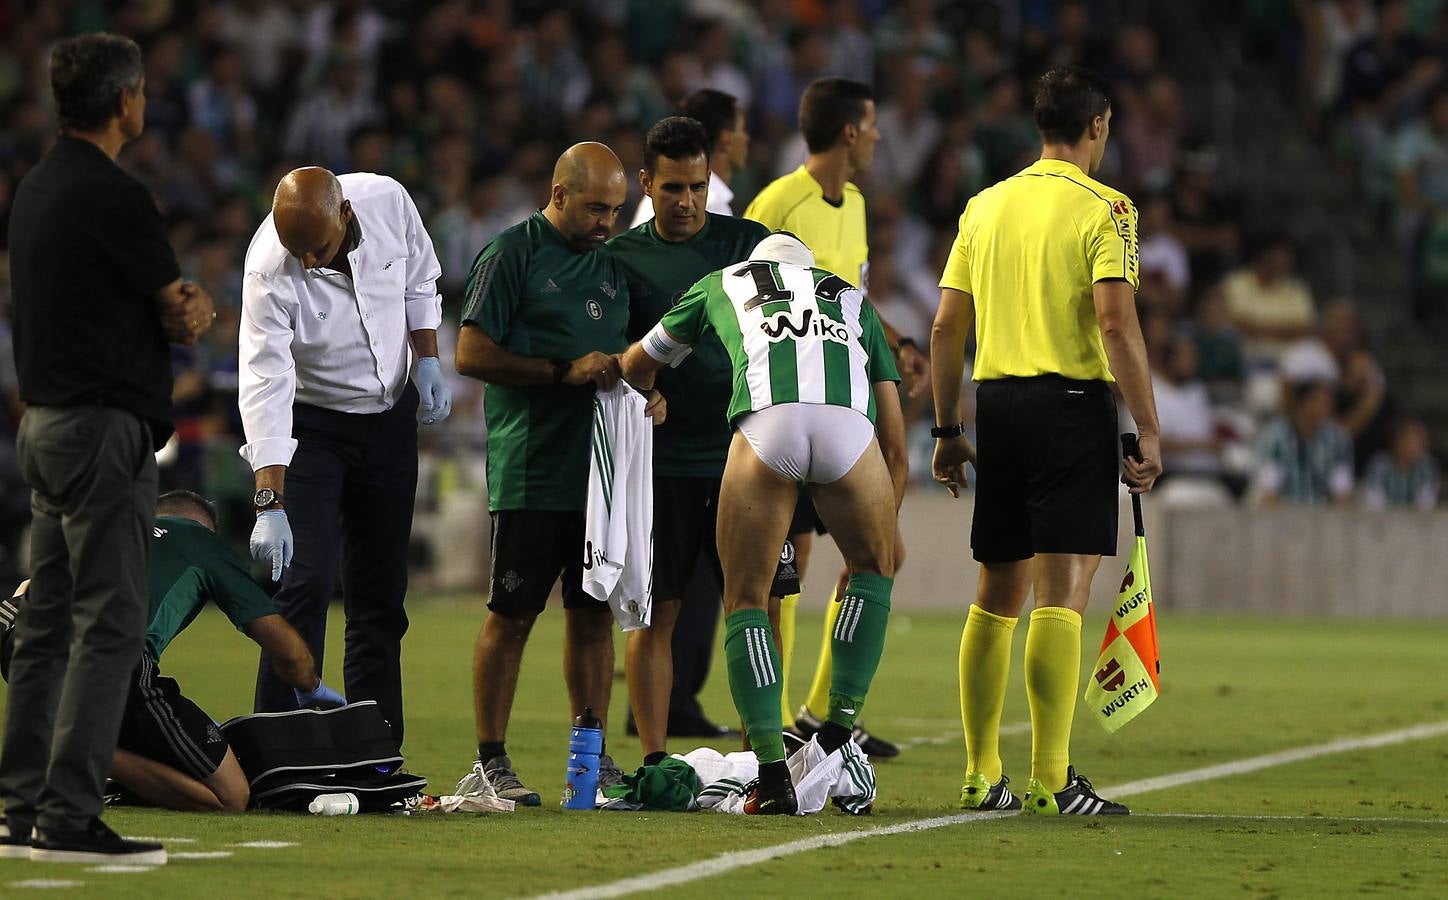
[1137,813,1448,825]
[535,811,1019,900]
[11,880,84,889]
[1101,720,1448,797]
[533,719,1448,900]
[232,841,297,849]
[170,851,234,860]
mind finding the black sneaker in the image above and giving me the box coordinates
[743,777,798,816]
[959,772,1022,811]
[30,819,167,864]
[1,816,34,859]
[851,724,900,759]
[793,708,901,760]
[1023,766,1129,816]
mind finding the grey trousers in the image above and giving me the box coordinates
[0,406,156,832]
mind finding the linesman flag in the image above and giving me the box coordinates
[1085,435,1161,733]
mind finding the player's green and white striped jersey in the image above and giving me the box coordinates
[656,260,899,424]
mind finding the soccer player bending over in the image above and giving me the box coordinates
[1,491,343,816]
[621,233,907,814]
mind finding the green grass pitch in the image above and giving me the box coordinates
[2,599,1446,897]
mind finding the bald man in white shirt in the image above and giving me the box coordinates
[239,168,451,744]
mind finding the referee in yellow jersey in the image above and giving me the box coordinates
[930,66,1163,817]
[745,77,924,756]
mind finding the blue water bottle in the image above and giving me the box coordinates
[563,706,603,809]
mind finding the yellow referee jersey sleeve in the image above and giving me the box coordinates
[939,158,1139,382]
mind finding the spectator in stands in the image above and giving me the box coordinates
[1138,191,1190,314]
[516,8,591,131]
[824,0,876,87]
[1222,232,1318,368]
[187,46,257,153]
[282,55,379,171]
[1118,74,1185,193]
[1252,379,1355,505]
[1191,285,1247,395]
[1153,333,1226,485]
[1393,85,1448,324]
[217,0,299,95]
[433,165,533,299]
[1302,0,1378,116]
[974,74,1037,182]
[1170,141,1241,286]
[691,18,751,108]
[1319,301,1391,466]
[1361,418,1441,510]
[875,71,942,193]
[139,31,189,144]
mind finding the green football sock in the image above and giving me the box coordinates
[724,608,786,764]
[827,572,893,730]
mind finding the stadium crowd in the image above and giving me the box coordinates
[0,0,1440,584]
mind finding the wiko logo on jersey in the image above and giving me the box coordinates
[759,308,849,344]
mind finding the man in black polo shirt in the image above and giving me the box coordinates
[0,33,214,865]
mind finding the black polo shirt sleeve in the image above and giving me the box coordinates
[99,178,182,298]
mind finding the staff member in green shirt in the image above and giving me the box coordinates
[455,142,660,806]
[609,116,770,764]
[1,491,341,817]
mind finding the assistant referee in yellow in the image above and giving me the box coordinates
[930,66,1163,817]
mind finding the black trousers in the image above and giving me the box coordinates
[254,386,418,745]
[668,553,722,724]
[0,406,155,832]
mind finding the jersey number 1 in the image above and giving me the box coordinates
[740,261,794,312]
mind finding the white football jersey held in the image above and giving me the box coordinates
[582,381,654,631]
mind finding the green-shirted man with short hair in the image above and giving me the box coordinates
[609,116,769,764]
[1,490,340,818]
[455,142,660,806]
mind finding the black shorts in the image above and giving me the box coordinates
[971,375,1119,563]
[488,510,592,615]
[119,655,229,781]
[770,490,830,597]
[653,476,724,602]
[789,490,829,537]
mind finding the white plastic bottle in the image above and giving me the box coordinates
[308,792,360,815]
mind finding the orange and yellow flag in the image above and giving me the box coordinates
[1084,533,1160,732]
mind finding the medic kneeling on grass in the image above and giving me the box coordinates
[0,491,343,817]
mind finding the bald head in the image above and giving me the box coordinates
[273,167,352,268]
[545,142,629,251]
[552,142,626,193]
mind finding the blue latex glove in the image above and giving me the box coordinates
[295,679,346,710]
[249,509,294,582]
[414,356,452,425]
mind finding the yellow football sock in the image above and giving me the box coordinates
[802,587,842,719]
[1025,606,1083,792]
[960,604,1018,783]
[777,593,799,727]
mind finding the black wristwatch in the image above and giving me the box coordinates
[931,422,966,439]
[549,358,571,384]
[253,488,284,513]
